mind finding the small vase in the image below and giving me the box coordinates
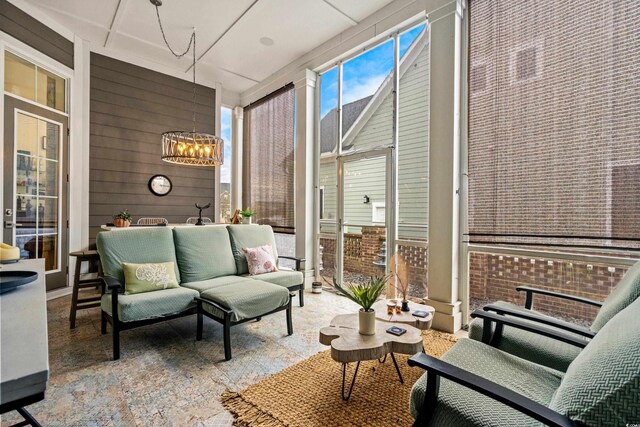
[401,300,410,312]
[358,309,376,335]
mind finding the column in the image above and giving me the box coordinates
[424,0,465,332]
[294,69,317,288]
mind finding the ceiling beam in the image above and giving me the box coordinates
[104,0,128,49]
[184,0,259,73]
[321,0,358,26]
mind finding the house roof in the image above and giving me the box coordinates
[320,96,372,154]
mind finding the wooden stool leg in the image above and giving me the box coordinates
[69,257,82,329]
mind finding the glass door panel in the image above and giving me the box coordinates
[14,112,61,273]
[339,154,388,286]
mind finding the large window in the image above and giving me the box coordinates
[467,0,640,323]
[4,52,65,112]
[243,85,295,232]
[317,23,430,297]
[219,106,232,222]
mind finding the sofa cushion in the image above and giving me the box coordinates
[227,225,278,275]
[410,338,564,426]
[200,280,289,322]
[243,244,278,275]
[172,226,237,282]
[101,286,198,323]
[96,228,180,284]
[590,260,640,332]
[549,297,640,425]
[245,270,303,288]
[468,301,585,372]
[123,262,179,295]
[181,276,255,294]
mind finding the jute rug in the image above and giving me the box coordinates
[221,330,458,426]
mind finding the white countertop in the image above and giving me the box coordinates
[0,258,49,405]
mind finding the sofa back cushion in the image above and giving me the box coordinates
[172,226,237,282]
[550,297,640,425]
[591,260,640,332]
[96,228,180,283]
[227,225,278,275]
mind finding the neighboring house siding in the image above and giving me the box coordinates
[319,39,429,240]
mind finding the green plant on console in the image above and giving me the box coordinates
[113,209,132,221]
[239,209,255,218]
[331,275,389,312]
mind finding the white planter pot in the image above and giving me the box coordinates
[358,309,376,335]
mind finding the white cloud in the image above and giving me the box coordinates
[342,73,387,104]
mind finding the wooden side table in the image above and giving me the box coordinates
[69,250,102,329]
[319,314,423,400]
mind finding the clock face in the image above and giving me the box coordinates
[148,175,172,196]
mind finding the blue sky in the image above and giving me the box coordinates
[320,23,426,119]
[220,106,232,183]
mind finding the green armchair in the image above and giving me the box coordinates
[409,296,640,426]
[468,260,640,371]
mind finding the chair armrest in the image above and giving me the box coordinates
[102,276,123,292]
[483,304,595,339]
[471,310,589,348]
[516,286,603,310]
[195,296,233,315]
[278,256,305,271]
[407,353,575,427]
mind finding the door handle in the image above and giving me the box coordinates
[4,221,21,229]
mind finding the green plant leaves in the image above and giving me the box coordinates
[331,274,389,311]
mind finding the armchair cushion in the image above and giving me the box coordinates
[101,286,198,323]
[227,225,279,275]
[590,260,640,332]
[549,297,640,425]
[468,301,583,372]
[200,279,289,322]
[244,270,303,288]
[97,228,180,284]
[172,226,237,282]
[410,338,564,426]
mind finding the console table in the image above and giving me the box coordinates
[0,258,48,426]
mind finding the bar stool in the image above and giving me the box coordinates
[69,250,102,329]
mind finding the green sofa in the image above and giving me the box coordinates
[467,261,640,371]
[409,296,640,426]
[97,225,305,360]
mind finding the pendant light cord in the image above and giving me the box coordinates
[154,4,197,132]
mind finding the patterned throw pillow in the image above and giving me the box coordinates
[122,262,180,295]
[242,245,278,276]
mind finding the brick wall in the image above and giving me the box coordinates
[468,253,630,322]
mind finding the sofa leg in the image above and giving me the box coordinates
[256,317,262,322]
[223,315,232,361]
[298,286,304,307]
[286,302,293,336]
[101,313,107,335]
[196,300,203,341]
[112,322,120,360]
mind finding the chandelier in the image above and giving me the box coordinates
[151,0,223,166]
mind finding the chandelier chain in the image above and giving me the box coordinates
[154,4,197,132]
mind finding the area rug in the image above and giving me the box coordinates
[221,330,458,426]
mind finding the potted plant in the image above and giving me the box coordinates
[239,209,255,224]
[332,275,389,335]
[113,209,132,227]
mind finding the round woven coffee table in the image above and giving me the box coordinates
[319,313,423,400]
[371,299,435,330]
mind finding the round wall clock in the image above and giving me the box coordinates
[148,175,172,196]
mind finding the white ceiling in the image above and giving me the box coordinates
[25,0,395,94]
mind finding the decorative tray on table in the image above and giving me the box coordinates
[0,271,38,294]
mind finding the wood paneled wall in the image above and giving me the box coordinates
[89,53,216,244]
[0,0,73,69]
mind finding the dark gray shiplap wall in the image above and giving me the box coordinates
[0,0,74,69]
[89,53,216,243]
